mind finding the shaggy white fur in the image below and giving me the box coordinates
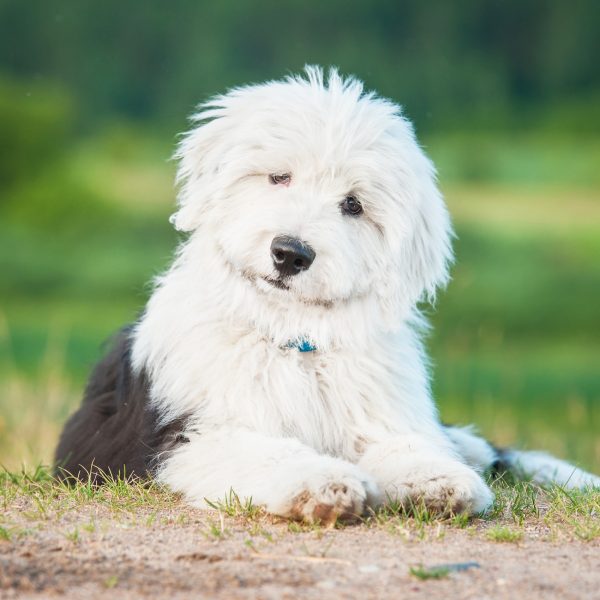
[131,67,598,522]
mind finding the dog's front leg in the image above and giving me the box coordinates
[157,428,381,524]
[358,435,493,515]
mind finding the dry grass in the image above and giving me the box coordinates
[0,373,79,471]
[1,466,599,545]
[2,467,599,599]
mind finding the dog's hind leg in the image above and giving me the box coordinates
[444,425,600,489]
[442,425,498,474]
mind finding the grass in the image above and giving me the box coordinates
[205,488,265,520]
[203,516,230,540]
[0,465,177,519]
[1,466,599,551]
[103,576,119,589]
[0,128,598,490]
[409,561,481,579]
[409,565,451,580]
[362,473,600,542]
[0,362,79,470]
[486,525,523,543]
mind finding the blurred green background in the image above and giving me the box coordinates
[1,0,599,472]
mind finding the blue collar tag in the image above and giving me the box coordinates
[286,338,317,352]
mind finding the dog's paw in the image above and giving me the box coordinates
[384,460,493,516]
[285,469,380,525]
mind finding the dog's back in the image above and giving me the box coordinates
[54,328,187,481]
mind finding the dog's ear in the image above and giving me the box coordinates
[379,131,454,320]
[402,154,453,305]
[170,106,231,232]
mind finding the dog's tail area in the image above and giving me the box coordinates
[444,425,600,489]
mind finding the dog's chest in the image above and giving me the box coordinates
[200,341,396,458]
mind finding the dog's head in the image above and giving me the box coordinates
[172,67,452,336]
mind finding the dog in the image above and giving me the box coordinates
[55,67,600,523]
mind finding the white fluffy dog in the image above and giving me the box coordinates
[55,67,599,523]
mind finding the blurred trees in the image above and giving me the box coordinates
[1,0,598,231]
[0,0,598,132]
[0,77,73,188]
[1,1,599,468]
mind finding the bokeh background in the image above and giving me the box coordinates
[1,0,599,472]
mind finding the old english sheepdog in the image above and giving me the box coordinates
[55,67,599,522]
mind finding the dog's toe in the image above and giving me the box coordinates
[384,461,494,516]
[288,475,373,525]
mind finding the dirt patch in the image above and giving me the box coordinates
[1,502,598,600]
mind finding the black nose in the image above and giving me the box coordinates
[270,236,316,276]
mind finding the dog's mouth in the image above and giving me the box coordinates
[222,246,333,307]
[240,269,335,308]
[260,276,335,309]
[240,269,291,293]
[263,276,290,291]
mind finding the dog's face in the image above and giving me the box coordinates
[173,68,452,325]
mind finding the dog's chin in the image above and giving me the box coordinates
[243,271,336,309]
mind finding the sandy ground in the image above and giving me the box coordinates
[1,501,599,600]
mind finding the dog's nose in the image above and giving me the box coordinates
[270,236,316,276]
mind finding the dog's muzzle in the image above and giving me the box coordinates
[270,236,315,277]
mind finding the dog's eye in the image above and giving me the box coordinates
[269,173,291,185]
[340,195,363,216]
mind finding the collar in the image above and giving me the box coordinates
[285,338,317,353]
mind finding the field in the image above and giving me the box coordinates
[2,4,599,597]
[1,128,599,598]
[1,129,599,473]
[1,469,599,598]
